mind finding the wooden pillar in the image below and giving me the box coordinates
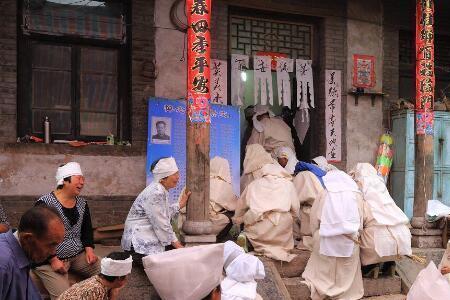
[182,0,213,236]
[411,0,440,248]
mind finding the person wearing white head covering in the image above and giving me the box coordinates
[311,156,338,172]
[247,105,295,157]
[221,241,265,300]
[209,157,238,239]
[240,144,275,193]
[351,163,411,275]
[234,153,300,262]
[121,157,191,262]
[302,170,365,300]
[33,162,101,300]
[178,156,238,241]
[143,243,224,300]
[275,146,299,175]
[58,252,132,300]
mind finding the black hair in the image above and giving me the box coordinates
[156,120,166,127]
[18,205,62,238]
[56,176,72,190]
[100,252,132,282]
[150,157,169,172]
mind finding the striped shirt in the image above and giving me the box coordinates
[36,192,94,259]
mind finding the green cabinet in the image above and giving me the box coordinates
[391,110,450,219]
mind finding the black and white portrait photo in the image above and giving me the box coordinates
[151,117,171,144]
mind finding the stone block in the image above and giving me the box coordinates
[256,260,292,300]
[410,228,442,236]
[363,276,402,297]
[282,277,311,300]
[411,235,443,248]
[269,249,311,278]
[180,234,216,245]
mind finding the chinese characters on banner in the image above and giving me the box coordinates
[276,58,294,108]
[186,0,211,123]
[296,59,314,109]
[210,59,227,105]
[254,55,273,105]
[231,54,249,106]
[352,54,376,88]
[416,0,435,135]
[325,70,342,162]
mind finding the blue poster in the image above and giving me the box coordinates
[146,98,241,203]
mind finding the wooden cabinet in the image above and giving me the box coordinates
[391,110,450,219]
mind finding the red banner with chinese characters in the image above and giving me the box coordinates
[186,0,211,123]
[415,0,435,135]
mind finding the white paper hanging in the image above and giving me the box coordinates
[253,56,273,105]
[231,54,249,106]
[325,70,342,162]
[276,58,294,108]
[294,108,310,145]
[296,59,314,109]
[210,59,227,105]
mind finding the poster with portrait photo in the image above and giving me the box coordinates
[151,117,171,144]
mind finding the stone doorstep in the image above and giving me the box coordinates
[282,276,402,300]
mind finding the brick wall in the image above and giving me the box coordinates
[131,0,156,148]
[318,16,348,170]
[0,0,17,143]
[0,0,155,227]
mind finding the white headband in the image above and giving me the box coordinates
[55,162,83,186]
[152,157,179,182]
[101,256,133,277]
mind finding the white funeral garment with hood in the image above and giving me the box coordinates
[234,163,299,262]
[222,241,265,300]
[352,163,411,265]
[302,170,364,300]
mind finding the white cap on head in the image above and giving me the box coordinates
[152,157,179,182]
[100,255,133,277]
[55,162,83,186]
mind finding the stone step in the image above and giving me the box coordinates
[363,295,406,300]
[262,248,311,278]
[283,276,402,300]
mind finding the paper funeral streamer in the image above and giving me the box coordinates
[276,58,294,108]
[231,54,249,106]
[254,55,273,105]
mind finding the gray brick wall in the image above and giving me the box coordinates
[0,0,155,147]
[131,0,156,148]
[0,0,17,143]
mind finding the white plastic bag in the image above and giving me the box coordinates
[407,261,450,300]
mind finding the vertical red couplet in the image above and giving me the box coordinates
[186,0,211,123]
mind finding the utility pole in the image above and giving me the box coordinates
[182,0,214,241]
[411,0,439,248]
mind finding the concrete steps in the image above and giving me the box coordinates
[282,276,402,300]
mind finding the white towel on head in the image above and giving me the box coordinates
[152,157,179,182]
[55,162,83,186]
[100,256,133,277]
